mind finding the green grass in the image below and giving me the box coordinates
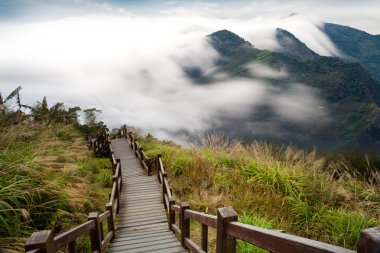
[136,132,380,250]
[0,122,111,252]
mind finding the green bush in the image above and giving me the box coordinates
[98,169,112,187]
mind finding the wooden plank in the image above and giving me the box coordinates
[108,241,183,253]
[117,210,166,219]
[112,232,174,243]
[116,224,169,234]
[117,210,166,218]
[108,138,185,253]
[109,234,175,247]
[119,219,168,228]
[114,230,171,239]
[108,238,179,251]
[124,204,164,212]
[119,216,167,224]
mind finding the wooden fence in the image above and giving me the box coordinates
[120,125,380,253]
[25,129,121,253]
[24,125,380,253]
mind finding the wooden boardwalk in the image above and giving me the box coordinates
[107,138,186,253]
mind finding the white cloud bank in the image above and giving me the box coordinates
[0,1,368,140]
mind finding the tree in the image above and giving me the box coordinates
[0,86,25,125]
[41,97,49,115]
[0,92,3,113]
[83,108,102,126]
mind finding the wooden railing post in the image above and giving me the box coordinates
[357,226,380,253]
[156,154,162,182]
[25,230,54,253]
[123,125,127,138]
[202,223,208,252]
[147,158,152,176]
[113,174,120,214]
[216,207,238,253]
[162,172,168,206]
[180,201,190,248]
[117,159,122,192]
[139,147,144,164]
[68,241,75,253]
[88,212,102,253]
[106,203,116,240]
[168,197,175,230]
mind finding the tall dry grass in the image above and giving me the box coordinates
[0,122,112,252]
[138,132,380,250]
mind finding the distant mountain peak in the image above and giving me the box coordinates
[323,22,380,81]
[208,29,253,57]
[275,28,318,60]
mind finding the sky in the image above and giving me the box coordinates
[0,0,379,141]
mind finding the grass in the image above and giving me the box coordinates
[137,132,380,251]
[0,121,112,252]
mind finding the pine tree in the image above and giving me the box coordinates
[41,96,49,120]
[0,92,3,113]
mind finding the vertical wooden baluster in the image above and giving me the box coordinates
[106,203,116,240]
[357,226,380,253]
[180,202,190,249]
[117,159,122,192]
[99,221,104,242]
[216,207,238,253]
[202,223,208,252]
[147,158,152,176]
[113,172,120,214]
[168,197,175,230]
[162,172,168,208]
[68,240,76,253]
[88,212,102,253]
[157,154,162,182]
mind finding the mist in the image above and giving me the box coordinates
[0,1,375,142]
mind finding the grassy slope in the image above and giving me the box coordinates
[0,122,112,252]
[137,133,379,251]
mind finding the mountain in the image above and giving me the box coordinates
[275,28,318,60]
[207,29,253,58]
[201,29,380,150]
[323,23,380,82]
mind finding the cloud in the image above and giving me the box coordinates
[0,5,348,141]
[247,63,288,80]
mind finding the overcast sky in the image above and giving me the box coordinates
[0,0,378,141]
[1,0,379,34]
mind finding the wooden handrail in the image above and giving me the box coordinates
[184,209,217,228]
[54,220,95,251]
[25,128,122,253]
[226,221,355,253]
[123,126,380,253]
[26,125,380,253]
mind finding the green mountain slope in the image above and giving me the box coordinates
[323,23,380,82]
[275,28,319,60]
[204,30,380,150]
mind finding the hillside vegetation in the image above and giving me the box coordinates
[0,88,110,252]
[194,30,380,150]
[136,132,379,251]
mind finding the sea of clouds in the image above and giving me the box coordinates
[0,1,377,141]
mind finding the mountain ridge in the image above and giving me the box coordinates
[202,28,380,150]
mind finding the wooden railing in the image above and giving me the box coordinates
[25,128,121,253]
[123,125,380,253]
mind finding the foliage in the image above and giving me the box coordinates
[137,133,380,250]
[0,122,111,252]
[205,29,380,150]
